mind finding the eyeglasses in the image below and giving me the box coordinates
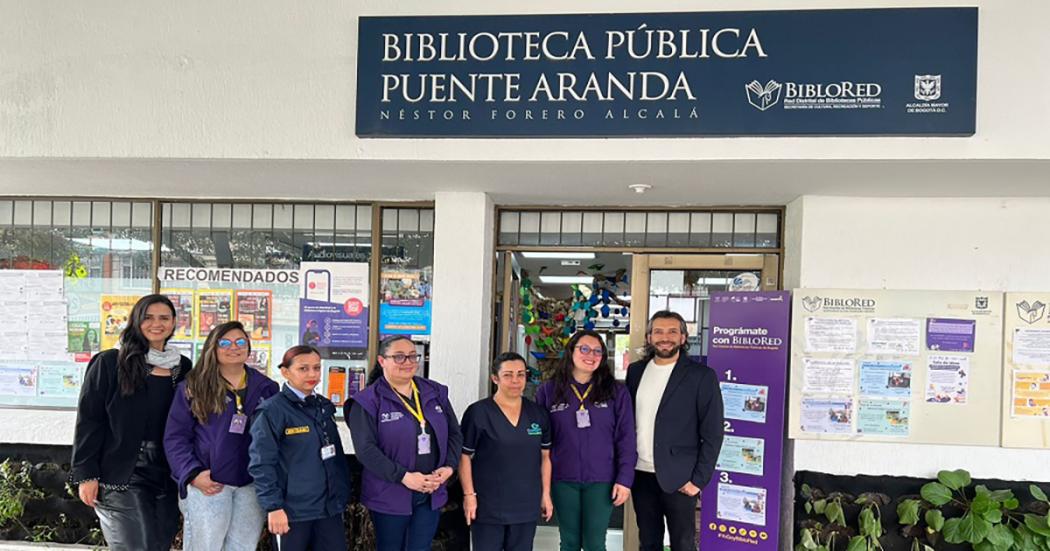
[575,345,604,357]
[217,338,248,349]
[383,353,421,365]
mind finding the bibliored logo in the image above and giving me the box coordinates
[975,296,989,310]
[1017,300,1046,324]
[802,296,823,312]
[745,79,783,111]
[914,74,942,101]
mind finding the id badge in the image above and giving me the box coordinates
[321,444,337,461]
[417,432,431,455]
[229,413,247,434]
[576,408,591,429]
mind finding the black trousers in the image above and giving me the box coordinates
[275,513,346,551]
[94,442,179,551]
[471,521,538,551]
[632,470,698,551]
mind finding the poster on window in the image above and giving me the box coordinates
[195,291,233,340]
[100,295,139,350]
[299,262,370,359]
[235,291,273,341]
[162,289,195,340]
[379,270,432,337]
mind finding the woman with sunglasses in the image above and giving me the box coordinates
[163,321,278,550]
[249,345,350,551]
[459,352,553,551]
[535,330,637,551]
[71,294,193,550]
[345,335,463,551]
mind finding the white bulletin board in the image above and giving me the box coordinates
[789,289,1003,446]
[1001,292,1050,449]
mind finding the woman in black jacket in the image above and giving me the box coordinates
[70,294,193,551]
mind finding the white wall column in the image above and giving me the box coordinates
[429,192,495,417]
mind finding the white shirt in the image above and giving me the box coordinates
[635,358,676,473]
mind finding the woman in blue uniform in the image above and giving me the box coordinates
[459,352,553,551]
[248,345,350,551]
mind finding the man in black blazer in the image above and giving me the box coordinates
[626,310,724,551]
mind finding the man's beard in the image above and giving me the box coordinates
[652,343,681,358]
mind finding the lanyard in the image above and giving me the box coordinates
[394,380,426,429]
[226,369,247,413]
[571,384,592,411]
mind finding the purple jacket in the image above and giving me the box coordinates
[347,376,463,515]
[535,379,637,487]
[164,367,279,498]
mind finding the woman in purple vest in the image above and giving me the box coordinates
[164,321,279,551]
[535,330,637,551]
[345,335,463,551]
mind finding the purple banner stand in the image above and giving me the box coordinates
[700,291,791,550]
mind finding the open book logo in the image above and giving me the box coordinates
[745,80,783,111]
[914,74,941,101]
[1017,300,1046,324]
[802,296,823,312]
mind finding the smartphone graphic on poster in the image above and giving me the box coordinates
[305,269,332,302]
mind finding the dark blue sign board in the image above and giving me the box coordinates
[356,8,977,137]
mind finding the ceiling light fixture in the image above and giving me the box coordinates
[628,184,652,194]
[520,252,596,259]
[538,275,595,285]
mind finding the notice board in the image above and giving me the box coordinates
[1001,293,1050,449]
[788,289,1002,446]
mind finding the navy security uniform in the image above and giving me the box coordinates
[248,385,350,551]
[461,397,551,551]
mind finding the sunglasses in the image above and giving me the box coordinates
[217,338,248,349]
[383,353,421,365]
[575,345,604,357]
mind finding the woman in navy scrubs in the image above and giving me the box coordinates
[459,352,553,551]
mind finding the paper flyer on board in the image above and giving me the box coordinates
[857,399,911,436]
[162,289,195,340]
[720,382,769,424]
[802,358,854,394]
[195,291,233,339]
[37,363,81,397]
[236,290,273,341]
[1012,371,1050,418]
[247,344,270,375]
[716,436,765,476]
[858,360,912,398]
[0,365,37,396]
[867,318,921,355]
[800,398,853,434]
[100,295,139,350]
[717,483,768,526]
[925,354,969,404]
[926,318,976,352]
[67,321,100,354]
[804,317,857,353]
[1013,328,1050,366]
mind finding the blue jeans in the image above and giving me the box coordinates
[179,483,265,551]
[371,492,441,551]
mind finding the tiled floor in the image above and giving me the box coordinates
[533,526,624,551]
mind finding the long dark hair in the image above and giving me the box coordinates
[185,321,251,423]
[116,294,177,397]
[553,330,616,405]
[367,335,415,385]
